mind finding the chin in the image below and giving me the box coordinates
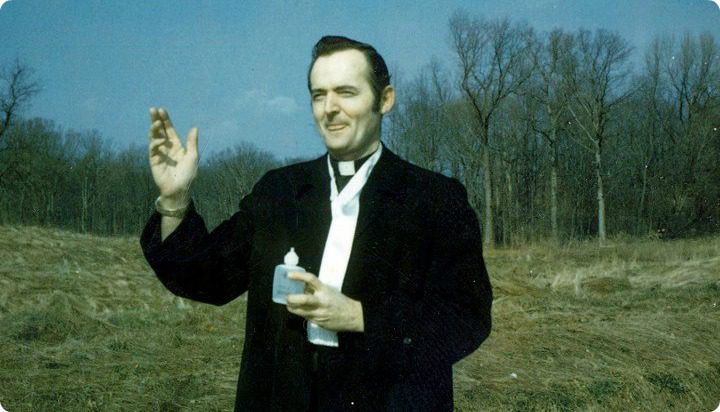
[328,147,359,161]
[322,138,350,153]
[327,147,351,158]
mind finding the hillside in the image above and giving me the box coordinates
[0,226,718,411]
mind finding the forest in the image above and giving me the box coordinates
[1,14,718,246]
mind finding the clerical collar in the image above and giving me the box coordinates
[329,150,375,177]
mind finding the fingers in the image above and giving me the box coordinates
[149,106,160,123]
[148,117,171,160]
[286,273,323,311]
[149,135,168,151]
[287,293,320,308]
[148,136,168,162]
[288,271,324,291]
[148,109,170,155]
[158,108,180,142]
[148,107,165,140]
[148,107,199,155]
[286,293,330,325]
[148,107,179,140]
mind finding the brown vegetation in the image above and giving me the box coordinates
[0,226,717,411]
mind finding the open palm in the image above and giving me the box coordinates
[148,107,198,203]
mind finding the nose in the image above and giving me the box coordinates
[324,93,339,115]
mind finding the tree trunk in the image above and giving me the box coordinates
[636,163,648,236]
[506,168,514,245]
[81,176,88,233]
[550,143,559,240]
[483,148,494,247]
[550,165,559,240]
[595,141,606,242]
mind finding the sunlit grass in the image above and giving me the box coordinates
[0,226,718,411]
[455,235,720,411]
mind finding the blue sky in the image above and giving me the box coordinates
[1,0,719,161]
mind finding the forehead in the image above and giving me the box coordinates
[310,49,372,90]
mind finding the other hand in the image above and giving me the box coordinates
[148,107,198,206]
[286,272,364,332]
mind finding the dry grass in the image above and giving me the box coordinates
[454,236,720,411]
[0,226,718,411]
[0,226,245,411]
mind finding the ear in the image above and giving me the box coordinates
[379,85,395,114]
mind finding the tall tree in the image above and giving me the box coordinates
[195,143,278,229]
[661,33,720,234]
[0,59,41,186]
[387,59,454,174]
[622,37,669,236]
[529,29,574,240]
[449,13,534,246]
[561,29,633,242]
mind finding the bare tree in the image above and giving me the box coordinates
[528,29,574,240]
[0,59,41,140]
[0,59,41,187]
[624,37,669,236]
[449,13,534,247]
[195,142,278,229]
[387,59,454,173]
[561,29,633,242]
[661,32,720,234]
[493,95,540,244]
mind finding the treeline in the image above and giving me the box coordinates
[1,13,718,244]
[387,14,720,245]
[0,117,280,235]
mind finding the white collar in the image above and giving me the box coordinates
[326,145,383,204]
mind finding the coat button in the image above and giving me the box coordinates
[403,337,412,345]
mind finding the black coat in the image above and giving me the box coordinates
[140,147,493,412]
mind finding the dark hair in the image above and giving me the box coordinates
[308,35,391,111]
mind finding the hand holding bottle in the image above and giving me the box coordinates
[272,248,306,304]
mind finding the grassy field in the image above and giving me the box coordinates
[0,225,718,411]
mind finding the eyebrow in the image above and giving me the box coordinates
[311,85,360,94]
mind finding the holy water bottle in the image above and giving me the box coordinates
[272,247,306,304]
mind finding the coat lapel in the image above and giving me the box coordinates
[290,155,332,275]
[340,146,408,298]
[354,146,408,240]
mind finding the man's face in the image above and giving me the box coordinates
[309,49,392,161]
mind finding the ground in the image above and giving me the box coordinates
[0,225,718,411]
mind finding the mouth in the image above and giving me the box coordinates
[326,123,347,132]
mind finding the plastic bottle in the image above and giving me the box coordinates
[272,247,306,304]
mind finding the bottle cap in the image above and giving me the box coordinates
[284,247,299,266]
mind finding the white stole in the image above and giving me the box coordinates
[307,145,383,347]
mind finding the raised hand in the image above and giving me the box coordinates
[148,107,198,207]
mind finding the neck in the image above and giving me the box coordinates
[330,140,380,162]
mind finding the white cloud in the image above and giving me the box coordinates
[267,96,300,115]
[234,89,300,115]
[81,97,100,113]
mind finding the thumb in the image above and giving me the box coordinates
[187,127,199,157]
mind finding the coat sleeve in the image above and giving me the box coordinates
[359,178,492,368]
[140,181,264,306]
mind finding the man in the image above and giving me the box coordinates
[141,36,492,412]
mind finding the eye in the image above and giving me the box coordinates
[311,93,325,102]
